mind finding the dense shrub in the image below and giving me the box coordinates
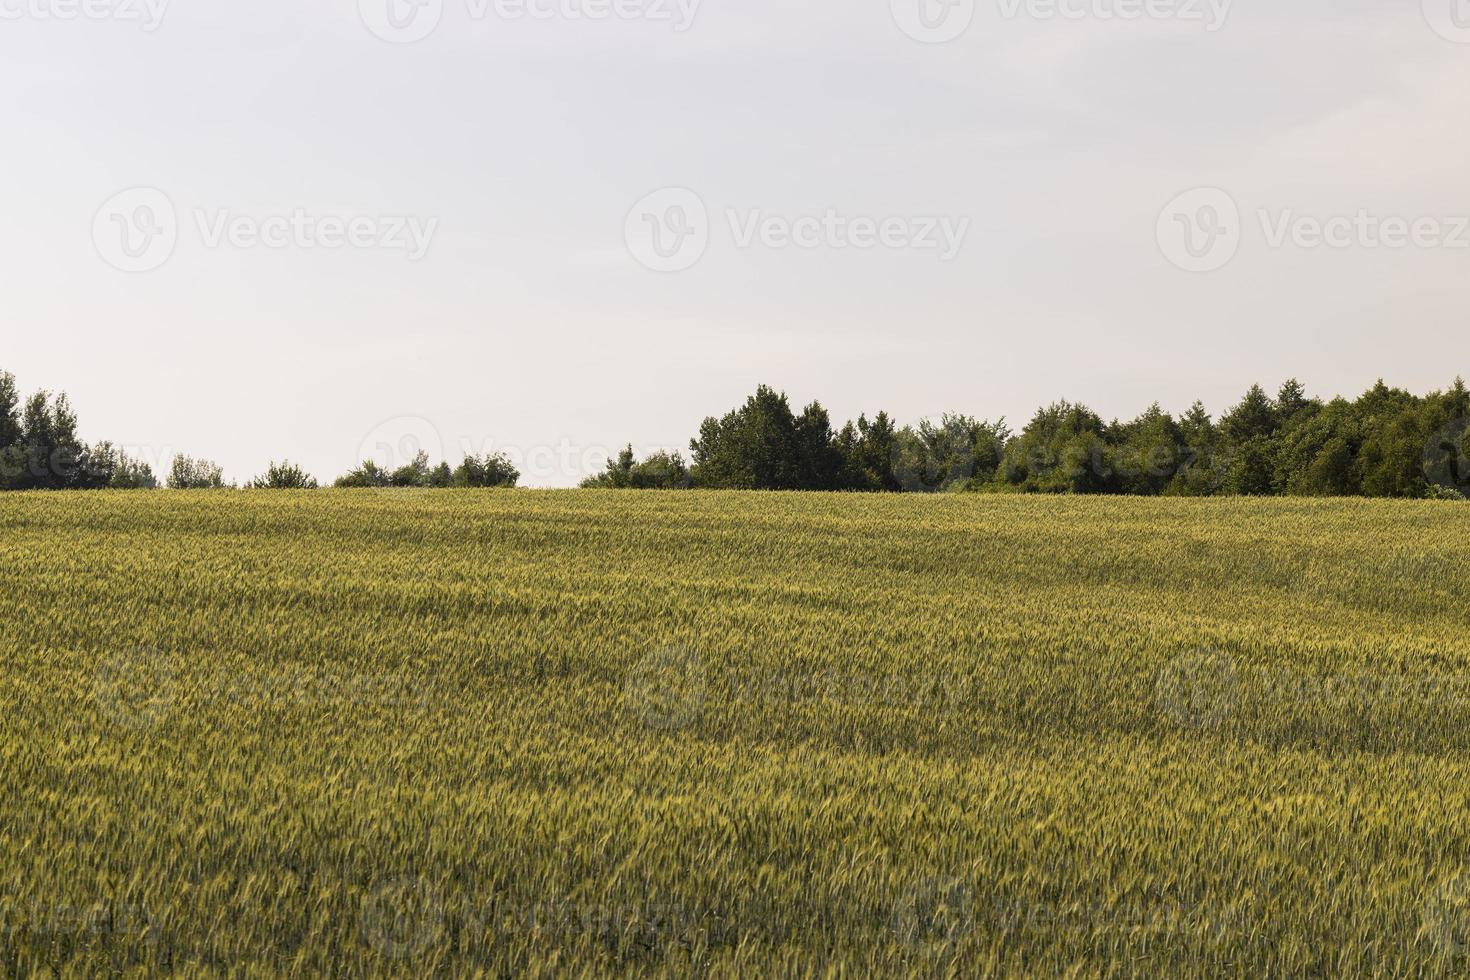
[582,446,691,489]
[168,455,228,490]
[248,461,319,490]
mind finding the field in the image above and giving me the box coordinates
[2,490,1470,977]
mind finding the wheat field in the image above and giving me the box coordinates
[2,490,1469,977]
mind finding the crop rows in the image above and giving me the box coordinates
[1,491,1468,976]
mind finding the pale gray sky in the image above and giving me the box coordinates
[3,0,1468,485]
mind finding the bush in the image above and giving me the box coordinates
[168,455,228,490]
[248,461,318,490]
[582,446,690,489]
[452,453,519,489]
[334,460,392,489]
[90,444,159,489]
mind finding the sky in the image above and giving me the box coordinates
[3,0,1468,486]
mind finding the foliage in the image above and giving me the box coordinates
[2,365,1467,500]
[581,446,691,489]
[451,452,520,489]
[89,443,159,490]
[689,385,842,490]
[336,452,517,490]
[247,460,319,490]
[168,454,228,490]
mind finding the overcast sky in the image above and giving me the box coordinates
[3,0,1468,485]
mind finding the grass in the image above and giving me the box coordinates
[1,489,1469,977]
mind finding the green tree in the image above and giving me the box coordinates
[1001,402,1109,493]
[1109,404,1184,496]
[0,371,20,455]
[689,386,837,490]
[452,453,519,488]
[893,414,1008,493]
[4,391,89,490]
[581,446,691,489]
[1169,402,1224,496]
[1220,384,1278,444]
[335,460,392,488]
[168,455,228,489]
[248,461,318,490]
[88,443,158,490]
[835,413,900,492]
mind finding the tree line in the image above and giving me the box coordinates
[0,368,522,492]
[582,378,1470,500]
[2,367,1466,498]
